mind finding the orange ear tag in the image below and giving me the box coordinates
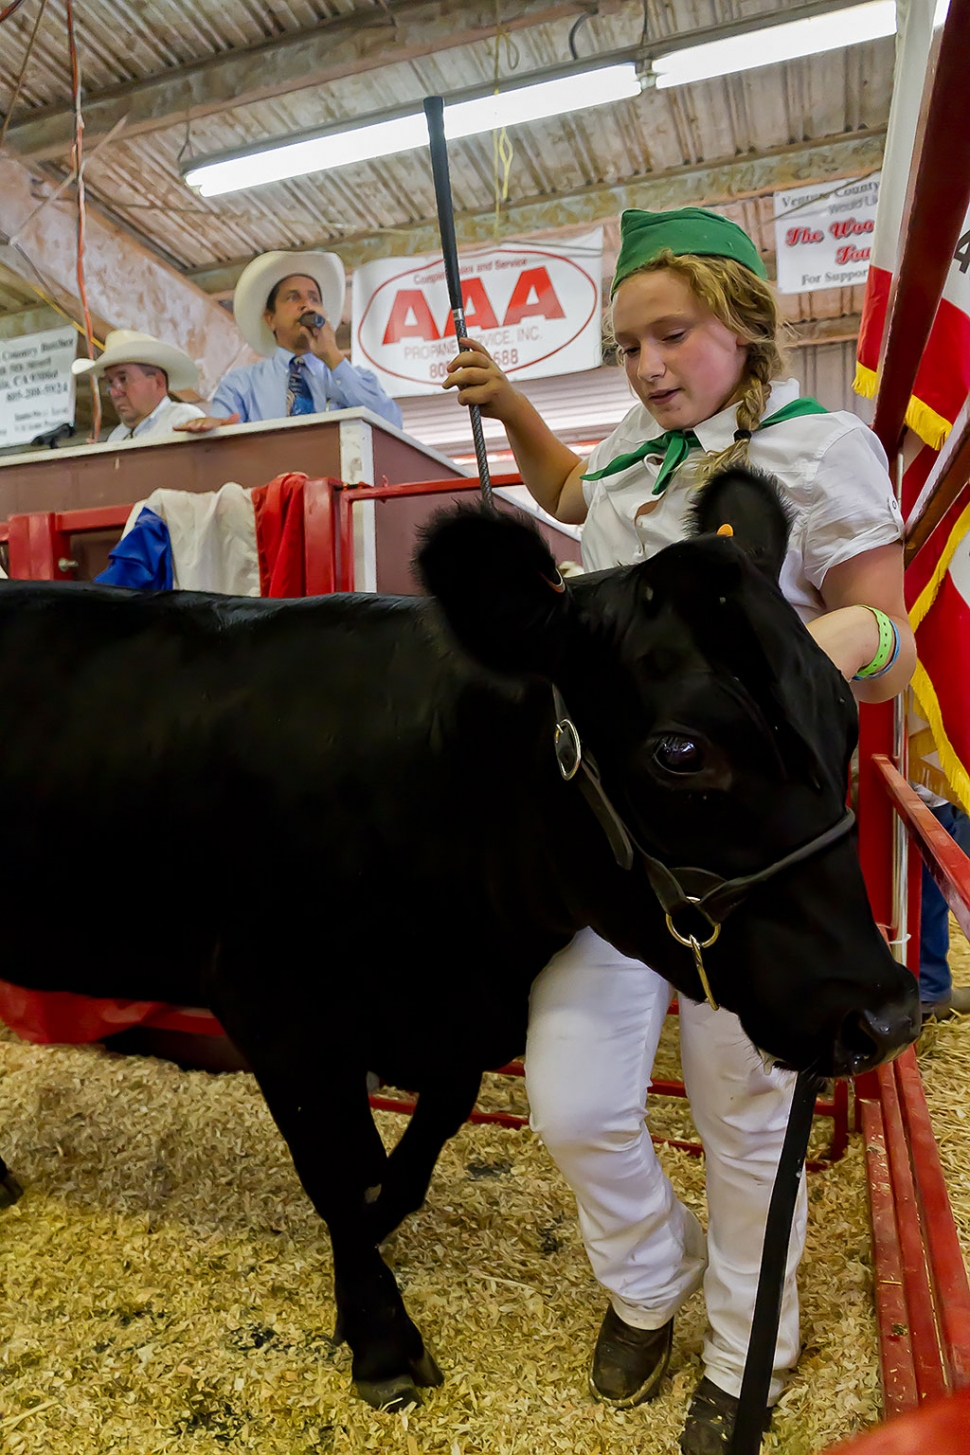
[716,523,734,537]
[540,570,566,593]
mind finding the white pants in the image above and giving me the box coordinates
[525,928,807,1403]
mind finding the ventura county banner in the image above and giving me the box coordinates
[773,175,881,295]
[351,230,603,398]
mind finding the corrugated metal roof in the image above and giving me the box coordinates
[1,0,892,284]
[0,0,364,108]
[85,31,891,274]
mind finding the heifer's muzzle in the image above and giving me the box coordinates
[552,687,855,1011]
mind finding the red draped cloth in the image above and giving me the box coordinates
[251,472,309,597]
[0,472,313,1044]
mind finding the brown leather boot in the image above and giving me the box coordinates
[588,1304,673,1407]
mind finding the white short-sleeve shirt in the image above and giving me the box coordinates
[106,396,205,443]
[580,379,903,624]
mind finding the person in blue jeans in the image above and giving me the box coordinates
[920,799,970,1019]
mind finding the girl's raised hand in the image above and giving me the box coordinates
[442,338,519,420]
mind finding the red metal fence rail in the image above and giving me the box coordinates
[853,0,970,1425]
[821,1386,970,1453]
[875,757,970,944]
[332,474,523,593]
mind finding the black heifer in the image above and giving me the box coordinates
[0,469,917,1409]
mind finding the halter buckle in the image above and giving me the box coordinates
[664,895,720,951]
[664,897,720,1011]
[554,717,582,781]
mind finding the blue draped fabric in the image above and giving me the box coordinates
[95,507,173,591]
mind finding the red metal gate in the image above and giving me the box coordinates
[849,0,970,1422]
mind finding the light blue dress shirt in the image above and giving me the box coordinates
[212,347,402,429]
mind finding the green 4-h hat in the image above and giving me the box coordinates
[612,207,767,295]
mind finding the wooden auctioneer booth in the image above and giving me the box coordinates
[0,408,463,587]
[0,407,582,590]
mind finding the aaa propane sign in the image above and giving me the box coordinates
[352,230,602,397]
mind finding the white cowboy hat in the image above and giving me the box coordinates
[232,249,346,357]
[72,330,199,391]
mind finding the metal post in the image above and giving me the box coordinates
[890,448,910,964]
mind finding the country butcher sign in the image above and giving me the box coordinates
[0,325,77,448]
[351,230,603,397]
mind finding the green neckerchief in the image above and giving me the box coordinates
[581,396,829,497]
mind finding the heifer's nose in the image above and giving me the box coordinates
[832,998,920,1077]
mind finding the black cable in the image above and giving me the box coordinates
[568,13,590,60]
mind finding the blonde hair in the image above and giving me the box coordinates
[612,250,792,480]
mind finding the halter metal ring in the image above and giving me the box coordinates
[664,895,720,951]
[554,718,582,781]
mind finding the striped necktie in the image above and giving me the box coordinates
[581,397,829,497]
[286,356,316,417]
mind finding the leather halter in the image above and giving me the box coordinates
[552,686,855,1010]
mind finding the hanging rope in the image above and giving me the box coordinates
[66,0,101,441]
[7,241,103,345]
[8,113,127,244]
[491,0,517,240]
[0,0,48,154]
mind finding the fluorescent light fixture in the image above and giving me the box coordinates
[651,0,896,89]
[185,64,641,197]
[186,115,428,196]
[447,65,641,137]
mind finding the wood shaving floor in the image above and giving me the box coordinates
[0,924,967,1455]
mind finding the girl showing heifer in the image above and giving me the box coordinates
[443,207,914,1454]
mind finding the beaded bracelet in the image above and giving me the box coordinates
[854,605,900,680]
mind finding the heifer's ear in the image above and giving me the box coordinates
[416,506,570,676]
[689,466,792,583]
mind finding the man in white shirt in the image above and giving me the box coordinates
[72,330,204,442]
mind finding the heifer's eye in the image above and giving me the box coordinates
[652,734,703,774]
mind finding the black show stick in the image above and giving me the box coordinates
[728,1068,823,1455]
[423,94,494,509]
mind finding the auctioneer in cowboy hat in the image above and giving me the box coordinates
[232,250,346,357]
[72,330,199,392]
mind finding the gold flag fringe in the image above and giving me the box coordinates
[912,661,970,819]
[908,500,970,818]
[852,360,952,451]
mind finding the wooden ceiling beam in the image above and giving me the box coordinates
[0,301,66,341]
[2,0,594,163]
[186,129,885,290]
[0,158,256,396]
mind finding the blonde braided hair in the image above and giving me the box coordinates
[612,250,792,482]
